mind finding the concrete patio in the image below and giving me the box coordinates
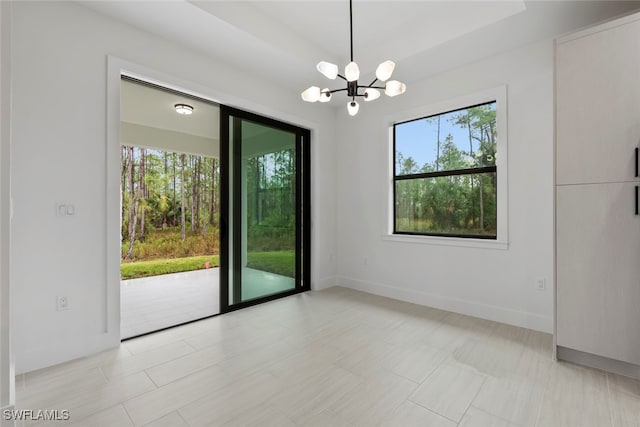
[121,268,220,339]
[120,267,295,338]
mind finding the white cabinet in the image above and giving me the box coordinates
[556,183,640,364]
[556,19,640,185]
[556,14,640,368]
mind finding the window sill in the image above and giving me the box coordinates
[382,233,509,250]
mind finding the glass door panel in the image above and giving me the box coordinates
[220,107,310,311]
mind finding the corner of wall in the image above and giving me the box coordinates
[313,276,337,291]
[0,0,15,411]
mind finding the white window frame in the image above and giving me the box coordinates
[384,86,508,250]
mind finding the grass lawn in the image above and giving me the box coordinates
[247,250,295,278]
[121,255,220,280]
[121,251,295,280]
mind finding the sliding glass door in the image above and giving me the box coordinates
[220,106,310,311]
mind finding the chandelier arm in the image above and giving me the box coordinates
[357,85,385,90]
[328,88,349,94]
[337,74,348,81]
[366,78,378,87]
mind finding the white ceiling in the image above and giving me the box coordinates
[121,79,288,158]
[121,79,219,139]
[121,79,220,157]
[84,1,640,98]
[190,1,526,77]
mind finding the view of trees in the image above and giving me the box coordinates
[121,145,296,279]
[245,149,296,253]
[395,102,497,237]
[121,147,220,262]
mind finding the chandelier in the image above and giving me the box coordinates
[301,0,406,116]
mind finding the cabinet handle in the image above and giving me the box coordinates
[636,186,639,216]
[636,147,639,178]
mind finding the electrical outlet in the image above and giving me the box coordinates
[56,295,69,311]
[536,278,546,291]
[56,203,75,217]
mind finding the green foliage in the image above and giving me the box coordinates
[121,148,220,246]
[246,251,295,277]
[245,148,296,229]
[244,147,296,252]
[246,226,294,252]
[121,255,220,280]
[121,227,219,260]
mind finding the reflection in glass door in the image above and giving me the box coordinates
[220,107,310,310]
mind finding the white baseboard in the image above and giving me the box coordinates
[1,405,15,427]
[16,333,120,375]
[336,276,553,333]
[313,276,336,291]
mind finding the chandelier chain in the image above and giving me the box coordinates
[350,0,354,62]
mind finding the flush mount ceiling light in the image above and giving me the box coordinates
[301,0,406,116]
[174,103,194,115]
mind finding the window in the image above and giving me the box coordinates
[393,101,498,239]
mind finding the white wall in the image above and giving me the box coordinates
[10,1,337,373]
[1,0,15,415]
[334,39,555,333]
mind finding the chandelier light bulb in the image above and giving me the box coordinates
[385,80,407,97]
[319,88,332,103]
[363,88,381,102]
[347,100,360,116]
[345,61,360,82]
[317,61,339,80]
[375,60,395,82]
[301,86,321,102]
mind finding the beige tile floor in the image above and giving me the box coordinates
[14,287,640,427]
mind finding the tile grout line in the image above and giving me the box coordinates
[606,373,640,399]
[181,339,198,352]
[605,373,615,427]
[101,341,199,381]
[406,400,459,426]
[98,366,109,383]
[176,409,191,427]
[120,403,136,427]
[533,359,554,427]
[142,368,161,389]
[455,376,487,426]
[406,397,459,425]
[467,405,520,426]
[139,359,232,392]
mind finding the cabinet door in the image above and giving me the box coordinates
[557,182,640,364]
[556,19,640,185]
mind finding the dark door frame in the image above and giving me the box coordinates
[219,105,311,313]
